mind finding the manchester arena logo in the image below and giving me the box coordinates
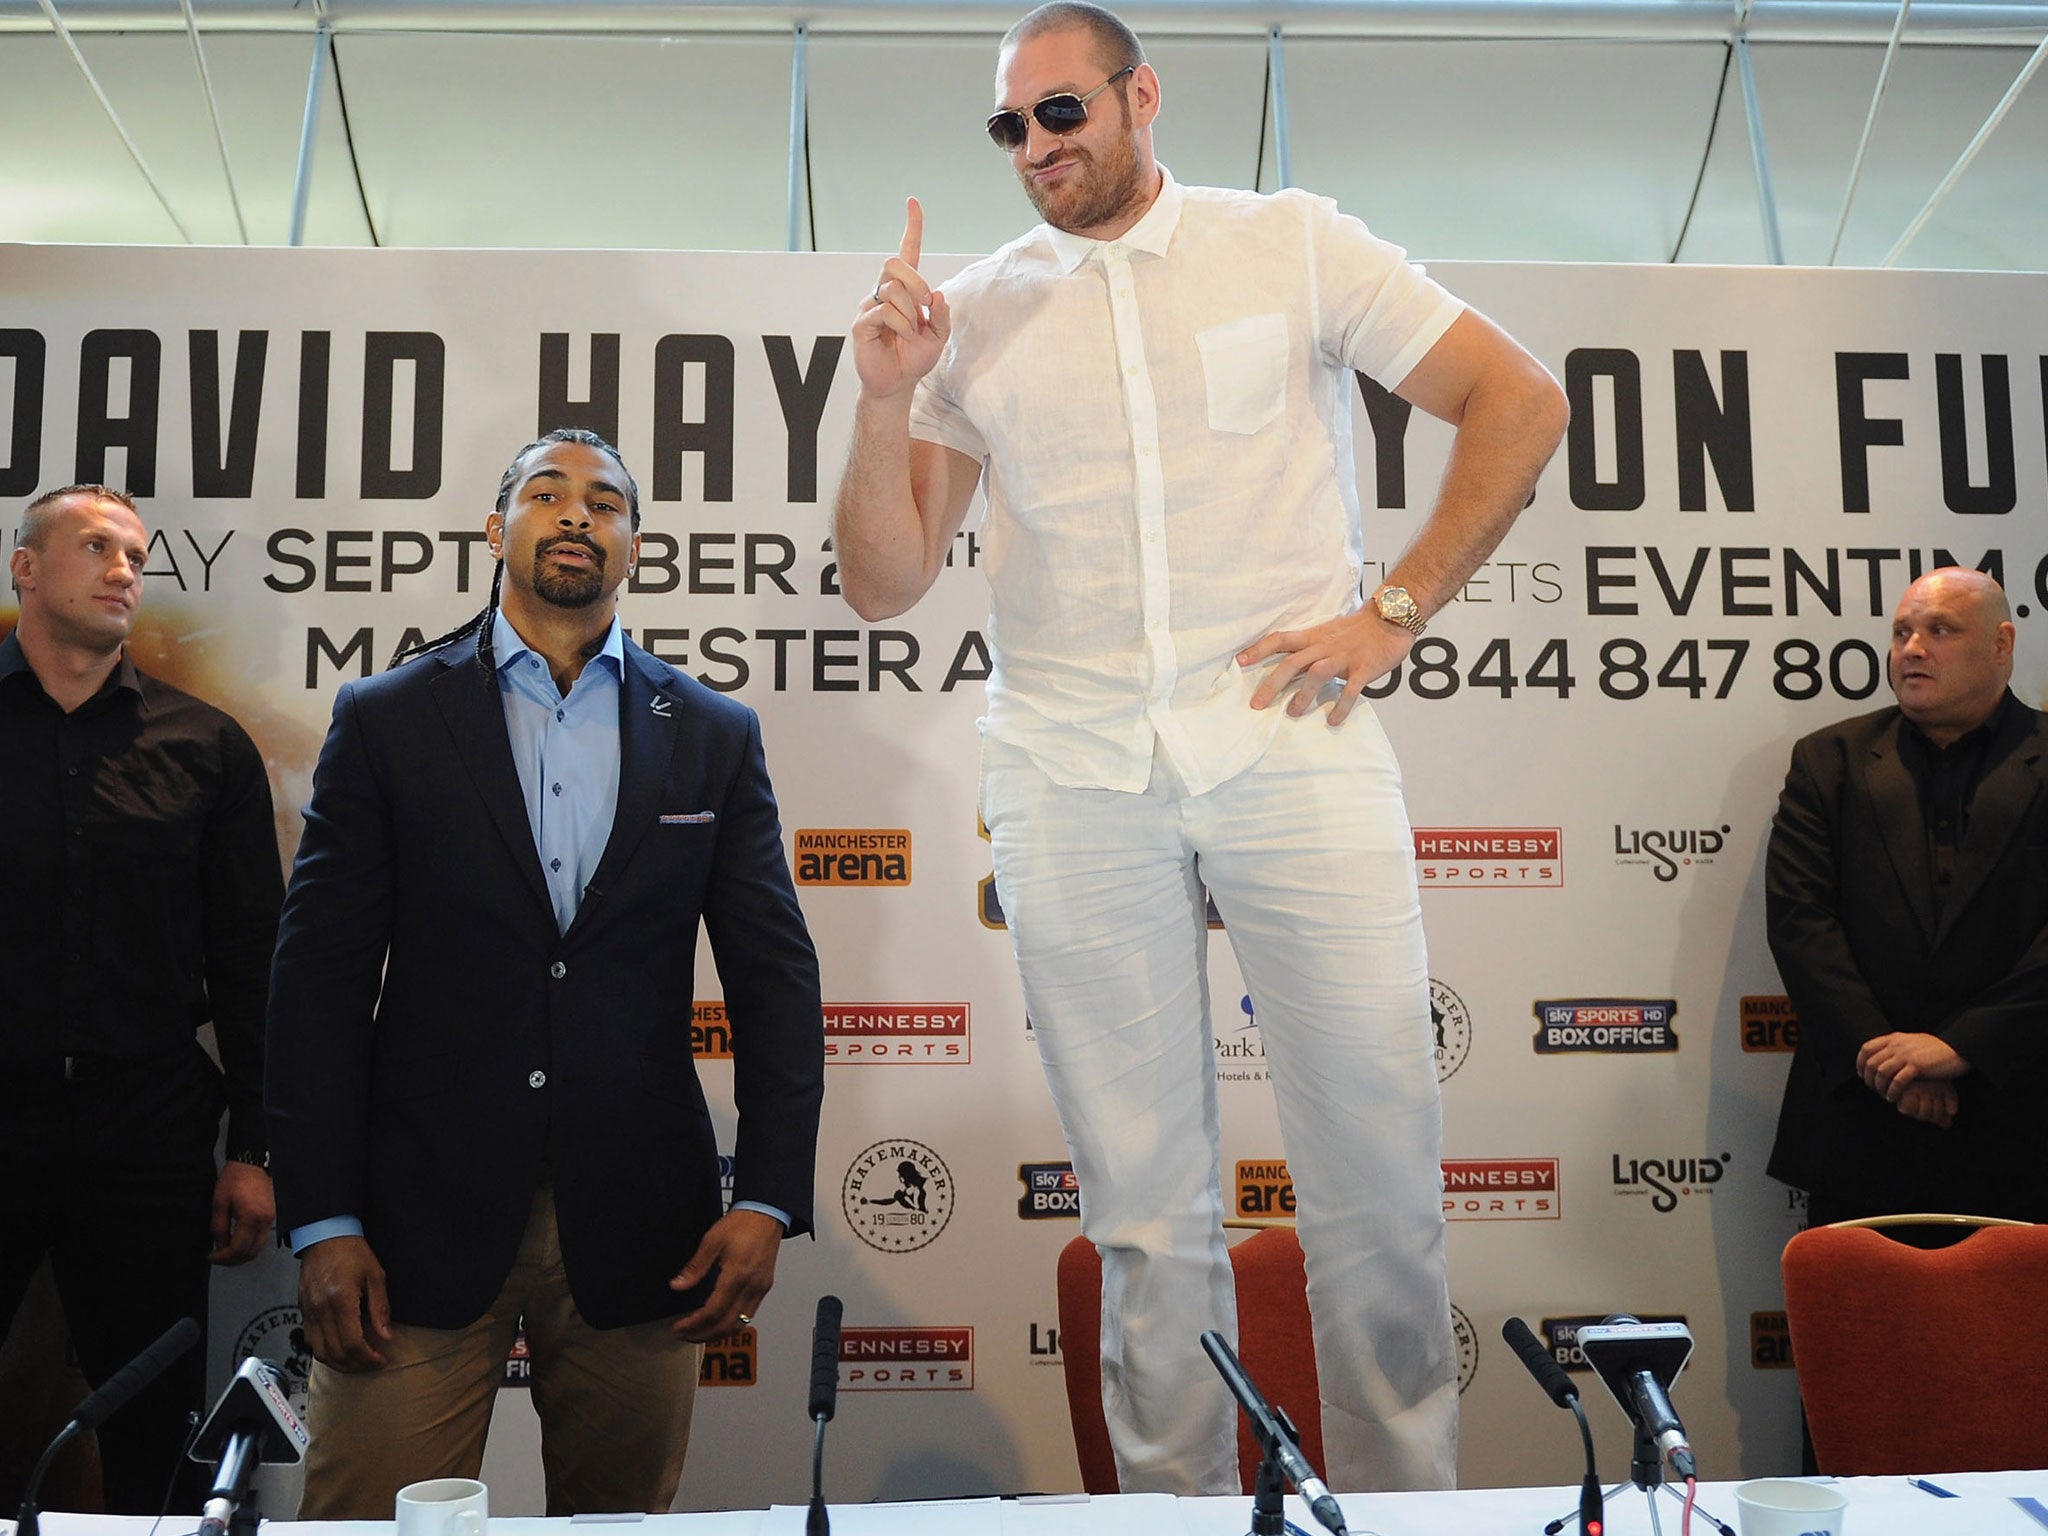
[795,828,911,886]
[1441,1157,1560,1221]
[842,1138,955,1252]
[1236,1158,1297,1219]
[693,1000,734,1060]
[1018,1161,1080,1219]
[1414,828,1563,888]
[700,1325,759,1387]
[1532,999,1679,1054]
[1611,1151,1730,1213]
[825,1003,971,1063]
[1751,1311,1794,1370]
[1612,823,1729,882]
[840,1326,974,1391]
[1432,979,1472,1082]
[1741,995,1799,1052]
[1541,1314,1686,1372]
[1451,1304,1478,1393]
[229,1306,313,1416]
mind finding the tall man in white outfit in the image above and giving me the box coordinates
[833,2,1567,1495]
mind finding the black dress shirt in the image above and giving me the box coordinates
[1896,689,2029,925]
[0,629,282,1152]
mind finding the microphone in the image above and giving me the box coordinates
[1577,1316,1697,1481]
[16,1317,202,1536]
[806,1296,843,1536]
[1502,1317,1603,1536]
[189,1356,310,1536]
[1199,1330,1349,1536]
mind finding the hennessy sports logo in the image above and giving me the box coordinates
[700,1326,758,1387]
[1441,1158,1560,1221]
[1532,999,1679,1054]
[1017,1161,1080,1219]
[1542,1314,1686,1371]
[692,1000,734,1060]
[840,1326,973,1391]
[1741,995,1800,1052]
[825,1003,970,1063]
[795,829,910,885]
[1414,828,1563,887]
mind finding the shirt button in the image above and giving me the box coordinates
[528,1070,547,1089]
[66,767,79,777]
[556,709,565,722]
[552,783,562,797]
[549,960,567,979]
[550,858,562,873]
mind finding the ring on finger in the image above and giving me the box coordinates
[737,1312,754,1326]
[872,281,886,305]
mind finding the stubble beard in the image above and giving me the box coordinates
[531,538,607,609]
[1021,128,1148,235]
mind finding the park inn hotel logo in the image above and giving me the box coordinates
[794,828,911,886]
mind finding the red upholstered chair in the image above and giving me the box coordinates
[1780,1216,2048,1474]
[1056,1226,1324,1494]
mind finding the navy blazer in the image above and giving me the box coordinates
[267,633,824,1329]
[1765,697,2048,1219]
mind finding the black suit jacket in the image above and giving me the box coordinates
[266,634,824,1329]
[1765,696,2048,1219]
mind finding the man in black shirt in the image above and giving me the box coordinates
[1767,566,2048,1223]
[1,485,282,1511]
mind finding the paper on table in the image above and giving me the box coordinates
[757,1501,1002,1536]
[999,1493,1181,1533]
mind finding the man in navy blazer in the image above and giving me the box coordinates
[267,430,824,1516]
[1767,566,2048,1224]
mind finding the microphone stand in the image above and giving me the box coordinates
[1542,1420,1734,1536]
[1246,1411,1296,1536]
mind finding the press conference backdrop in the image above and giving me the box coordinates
[3,245,2044,1510]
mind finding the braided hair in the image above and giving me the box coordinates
[390,428,641,674]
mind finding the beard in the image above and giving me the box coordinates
[531,535,606,608]
[1019,125,1149,234]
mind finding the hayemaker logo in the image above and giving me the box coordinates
[700,1325,759,1387]
[1432,979,1472,1082]
[1541,1314,1685,1372]
[1018,1161,1080,1219]
[718,1152,735,1210]
[1611,1151,1729,1213]
[1236,1157,1296,1219]
[1613,823,1729,882]
[842,1139,954,1252]
[825,1003,970,1063]
[795,828,911,886]
[1451,1304,1478,1394]
[1026,1320,1063,1366]
[230,1306,313,1416]
[841,1326,974,1391]
[1441,1157,1560,1221]
[692,1000,735,1060]
[1741,995,1799,1053]
[1415,827,1563,887]
[1217,996,1270,1084]
[1751,1311,1794,1371]
[1532,999,1679,1054]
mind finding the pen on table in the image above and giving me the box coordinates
[1908,1476,1958,1498]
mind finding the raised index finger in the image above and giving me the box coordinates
[900,197,924,269]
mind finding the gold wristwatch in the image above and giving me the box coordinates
[1372,584,1427,637]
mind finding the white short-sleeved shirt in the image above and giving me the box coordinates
[910,168,1464,796]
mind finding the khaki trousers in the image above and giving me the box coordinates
[298,1184,701,1517]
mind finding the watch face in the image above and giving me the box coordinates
[1377,587,1420,624]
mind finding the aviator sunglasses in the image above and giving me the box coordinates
[986,64,1136,150]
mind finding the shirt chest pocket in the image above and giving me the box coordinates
[1194,312,1289,435]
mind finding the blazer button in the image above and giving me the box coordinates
[528,1070,547,1089]
[549,960,567,979]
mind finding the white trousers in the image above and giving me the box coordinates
[982,710,1457,1495]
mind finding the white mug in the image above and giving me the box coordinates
[1734,1477,1848,1536]
[395,1477,488,1536]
